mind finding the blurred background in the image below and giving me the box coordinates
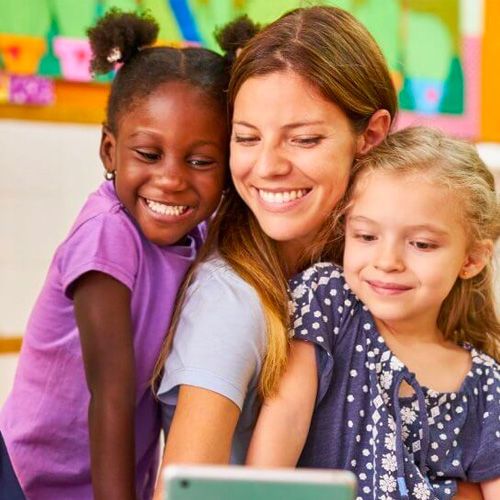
[1,0,499,404]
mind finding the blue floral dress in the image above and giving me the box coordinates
[290,263,500,499]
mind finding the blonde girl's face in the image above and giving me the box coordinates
[230,70,359,263]
[343,170,472,332]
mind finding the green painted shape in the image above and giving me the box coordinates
[51,0,96,37]
[38,14,62,77]
[323,0,354,11]
[0,0,51,36]
[141,0,183,42]
[399,76,416,111]
[439,55,464,114]
[244,0,303,25]
[188,0,238,52]
[407,0,460,53]
[103,0,137,12]
[355,0,399,70]
[406,11,452,80]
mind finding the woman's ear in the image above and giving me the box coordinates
[356,109,391,156]
[100,125,116,173]
[459,239,494,280]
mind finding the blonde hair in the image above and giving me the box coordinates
[348,126,500,360]
[153,5,398,397]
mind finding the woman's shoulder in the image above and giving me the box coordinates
[194,254,262,299]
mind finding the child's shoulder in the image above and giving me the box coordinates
[289,262,354,305]
[289,262,345,289]
[470,347,500,379]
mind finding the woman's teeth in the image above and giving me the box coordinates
[146,199,188,216]
[258,189,308,204]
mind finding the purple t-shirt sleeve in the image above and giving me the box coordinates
[289,263,352,406]
[57,211,140,297]
[467,365,500,482]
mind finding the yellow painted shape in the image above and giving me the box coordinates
[481,0,500,141]
[0,34,46,75]
[0,336,23,354]
[0,72,9,102]
[0,80,109,124]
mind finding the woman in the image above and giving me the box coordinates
[154,5,394,464]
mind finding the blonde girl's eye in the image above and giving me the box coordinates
[410,240,438,251]
[355,232,377,242]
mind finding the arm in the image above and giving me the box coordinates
[481,478,500,500]
[74,271,136,500]
[153,386,240,500]
[452,482,483,499]
[163,385,240,463]
[246,340,317,467]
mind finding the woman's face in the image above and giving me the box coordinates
[230,70,360,263]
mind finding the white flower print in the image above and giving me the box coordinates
[400,406,417,425]
[379,370,393,390]
[381,453,397,472]
[390,356,404,371]
[291,283,308,299]
[379,474,397,493]
[413,481,432,499]
[384,434,396,451]
[301,267,316,281]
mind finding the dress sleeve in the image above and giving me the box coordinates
[467,360,500,482]
[157,264,267,411]
[289,263,354,405]
[57,212,140,297]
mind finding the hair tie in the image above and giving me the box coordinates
[107,47,122,64]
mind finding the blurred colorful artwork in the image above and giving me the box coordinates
[0,0,498,141]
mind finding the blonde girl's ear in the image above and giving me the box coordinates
[459,239,494,280]
[356,109,391,156]
[100,124,117,174]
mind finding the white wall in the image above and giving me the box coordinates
[0,120,102,335]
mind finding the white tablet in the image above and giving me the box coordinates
[163,464,356,500]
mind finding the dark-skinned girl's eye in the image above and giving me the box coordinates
[188,158,216,169]
[136,150,161,162]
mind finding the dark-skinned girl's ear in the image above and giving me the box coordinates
[100,124,116,173]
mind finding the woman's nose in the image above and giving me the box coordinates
[253,142,292,178]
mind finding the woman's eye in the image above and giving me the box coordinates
[233,135,259,145]
[293,136,323,147]
[137,150,160,162]
[411,240,438,250]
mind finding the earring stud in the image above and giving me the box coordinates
[104,170,116,181]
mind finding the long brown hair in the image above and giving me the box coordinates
[350,127,500,360]
[154,6,398,397]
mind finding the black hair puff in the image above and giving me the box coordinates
[215,15,260,68]
[87,9,159,74]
